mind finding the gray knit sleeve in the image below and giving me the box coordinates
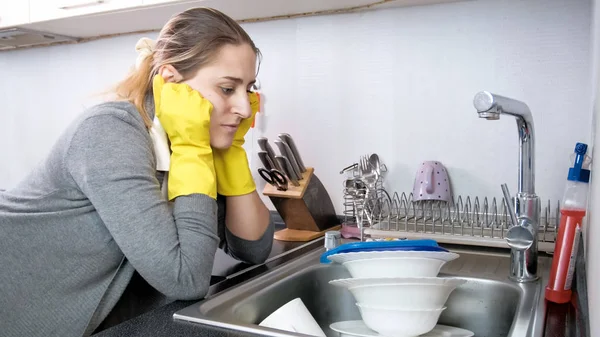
[216,195,275,265]
[65,112,218,301]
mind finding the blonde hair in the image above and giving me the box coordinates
[114,7,261,129]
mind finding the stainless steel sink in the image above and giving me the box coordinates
[174,243,551,337]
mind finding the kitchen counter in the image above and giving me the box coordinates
[93,224,590,337]
[94,300,257,337]
[93,219,325,337]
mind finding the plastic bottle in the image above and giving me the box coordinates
[545,142,592,304]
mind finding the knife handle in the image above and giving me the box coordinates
[280,141,303,178]
[279,133,306,173]
[257,137,283,172]
[257,151,275,171]
[274,140,303,180]
[275,156,300,186]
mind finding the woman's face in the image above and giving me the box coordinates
[183,43,257,149]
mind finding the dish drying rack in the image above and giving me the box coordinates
[341,157,559,253]
[340,156,389,229]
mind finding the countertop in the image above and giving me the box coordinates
[93,224,590,337]
[93,220,321,337]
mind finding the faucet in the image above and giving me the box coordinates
[473,91,540,283]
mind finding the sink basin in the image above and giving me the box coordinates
[174,243,550,337]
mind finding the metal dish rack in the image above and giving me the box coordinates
[341,161,559,253]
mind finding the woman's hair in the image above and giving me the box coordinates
[114,7,261,129]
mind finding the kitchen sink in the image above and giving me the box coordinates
[174,242,551,337]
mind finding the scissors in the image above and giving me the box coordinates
[258,168,288,191]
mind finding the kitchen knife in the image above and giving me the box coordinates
[281,141,304,177]
[257,151,275,171]
[275,155,300,186]
[257,137,282,171]
[274,139,303,180]
[278,133,306,173]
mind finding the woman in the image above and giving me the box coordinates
[0,7,273,337]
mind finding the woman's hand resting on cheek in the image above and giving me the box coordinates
[212,92,260,196]
[153,74,217,200]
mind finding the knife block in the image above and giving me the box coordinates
[262,167,340,242]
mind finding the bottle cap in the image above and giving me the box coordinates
[324,230,341,251]
[567,142,591,183]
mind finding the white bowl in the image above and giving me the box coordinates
[356,303,446,337]
[327,251,460,264]
[328,251,459,279]
[341,257,447,278]
[329,277,466,310]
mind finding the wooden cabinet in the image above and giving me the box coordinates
[3,0,469,49]
[0,0,30,28]
[29,0,143,23]
[142,0,186,4]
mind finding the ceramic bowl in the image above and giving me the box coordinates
[356,303,446,337]
[329,277,466,310]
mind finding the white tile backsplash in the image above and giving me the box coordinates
[0,0,593,215]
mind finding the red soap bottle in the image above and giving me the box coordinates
[545,143,591,304]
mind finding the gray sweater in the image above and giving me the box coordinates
[0,98,274,337]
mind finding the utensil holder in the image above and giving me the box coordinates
[262,167,340,242]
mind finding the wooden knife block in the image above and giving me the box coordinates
[262,167,340,242]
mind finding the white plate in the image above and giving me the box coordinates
[330,320,474,337]
[327,251,460,264]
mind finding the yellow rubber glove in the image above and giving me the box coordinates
[152,75,217,200]
[212,92,259,196]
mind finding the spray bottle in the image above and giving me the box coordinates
[545,142,592,303]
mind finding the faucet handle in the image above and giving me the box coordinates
[501,183,518,227]
[501,183,535,251]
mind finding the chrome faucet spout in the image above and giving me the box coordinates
[474,91,535,196]
[473,91,540,283]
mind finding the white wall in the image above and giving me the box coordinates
[0,0,592,216]
[587,0,599,334]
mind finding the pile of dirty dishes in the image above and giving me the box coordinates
[325,240,474,337]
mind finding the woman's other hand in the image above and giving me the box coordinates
[212,91,259,196]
